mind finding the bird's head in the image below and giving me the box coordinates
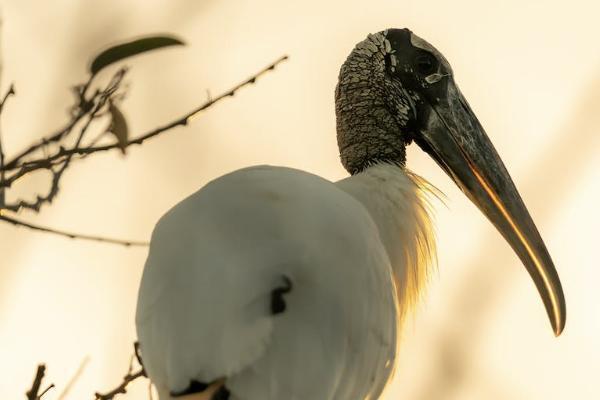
[335,28,566,336]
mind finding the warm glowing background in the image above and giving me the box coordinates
[1,1,599,399]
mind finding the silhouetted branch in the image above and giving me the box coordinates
[0,213,148,246]
[0,83,15,112]
[0,67,127,212]
[26,364,54,400]
[0,55,287,246]
[5,55,289,169]
[134,341,146,375]
[38,384,55,399]
[94,369,145,400]
[26,344,146,400]
[95,343,147,400]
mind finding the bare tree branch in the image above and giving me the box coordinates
[3,55,289,173]
[0,67,127,217]
[0,55,287,246]
[134,341,147,376]
[26,364,45,400]
[25,344,146,400]
[94,369,145,400]
[3,76,94,170]
[0,83,15,112]
[0,212,148,246]
[95,343,147,400]
[26,364,55,400]
[38,384,55,399]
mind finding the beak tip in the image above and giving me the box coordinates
[554,327,562,337]
[551,307,566,337]
[554,318,566,337]
[554,329,563,337]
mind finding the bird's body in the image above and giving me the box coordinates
[137,28,565,400]
[136,164,434,399]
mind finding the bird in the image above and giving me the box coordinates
[135,28,566,400]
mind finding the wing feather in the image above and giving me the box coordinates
[136,166,398,399]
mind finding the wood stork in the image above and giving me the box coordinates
[135,28,566,400]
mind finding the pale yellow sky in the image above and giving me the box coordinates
[1,1,599,399]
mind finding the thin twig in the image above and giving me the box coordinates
[94,342,147,399]
[1,71,125,211]
[3,76,93,170]
[94,369,146,400]
[4,113,86,173]
[1,115,91,211]
[0,83,15,112]
[134,341,147,377]
[0,55,287,245]
[26,364,52,400]
[0,213,148,246]
[4,55,289,169]
[1,69,124,183]
[1,69,124,180]
[38,384,55,399]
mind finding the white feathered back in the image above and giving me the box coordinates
[136,164,435,400]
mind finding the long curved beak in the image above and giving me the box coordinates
[416,79,566,336]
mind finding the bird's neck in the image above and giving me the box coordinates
[335,34,408,174]
[336,163,436,318]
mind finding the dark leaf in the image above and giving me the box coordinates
[108,102,129,154]
[90,35,185,76]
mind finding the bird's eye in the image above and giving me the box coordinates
[415,54,436,74]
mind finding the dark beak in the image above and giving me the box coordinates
[416,79,566,336]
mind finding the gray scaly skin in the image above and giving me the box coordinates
[336,32,416,175]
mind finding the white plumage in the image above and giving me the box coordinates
[136,164,434,400]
